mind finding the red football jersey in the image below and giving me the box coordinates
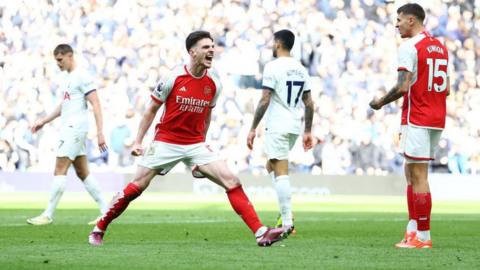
[151,65,221,144]
[398,31,449,129]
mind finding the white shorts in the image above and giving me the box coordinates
[399,125,442,163]
[264,132,299,160]
[56,128,87,161]
[138,141,221,175]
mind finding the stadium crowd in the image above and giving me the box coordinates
[0,0,479,175]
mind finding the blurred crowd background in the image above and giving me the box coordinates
[1,0,479,175]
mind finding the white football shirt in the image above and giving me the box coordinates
[59,68,96,132]
[261,56,311,134]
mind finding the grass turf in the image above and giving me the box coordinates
[0,193,479,270]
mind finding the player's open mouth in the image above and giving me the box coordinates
[205,55,213,61]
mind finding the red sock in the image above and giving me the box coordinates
[227,185,263,233]
[407,185,416,220]
[414,192,432,231]
[97,182,142,231]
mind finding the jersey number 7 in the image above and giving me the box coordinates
[286,81,305,107]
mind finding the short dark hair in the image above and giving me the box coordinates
[397,3,425,23]
[53,44,73,55]
[185,31,213,52]
[274,29,295,51]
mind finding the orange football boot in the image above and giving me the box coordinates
[395,231,416,248]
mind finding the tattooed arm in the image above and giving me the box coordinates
[302,91,315,151]
[247,89,272,150]
[302,91,314,133]
[369,70,412,110]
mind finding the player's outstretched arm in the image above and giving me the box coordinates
[302,91,314,151]
[30,103,62,133]
[247,89,272,150]
[369,70,412,110]
[86,90,108,152]
[131,100,162,156]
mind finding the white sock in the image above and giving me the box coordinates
[42,175,68,218]
[273,175,293,227]
[93,225,104,233]
[83,174,108,214]
[406,219,417,232]
[417,230,431,241]
[255,226,268,238]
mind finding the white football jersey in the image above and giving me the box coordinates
[59,68,96,132]
[261,56,311,134]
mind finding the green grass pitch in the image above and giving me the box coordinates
[0,193,479,270]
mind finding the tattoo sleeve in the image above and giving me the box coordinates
[250,90,272,130]
[302,91,314,133]
[380,71,411,106]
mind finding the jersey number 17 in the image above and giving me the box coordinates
[286,80,305,107]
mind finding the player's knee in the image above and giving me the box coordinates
[221,174,240,189]
[231,176,240,185]
[75,169,89,180]
[132,177,150,191]
[411,170,427,181]
[410,173,428,188]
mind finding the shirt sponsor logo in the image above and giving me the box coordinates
[176,96,210,113]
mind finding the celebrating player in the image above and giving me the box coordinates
[369,3,450,249]
[247,29,315,236]
[88,31,284,247]
[27,44,109,225]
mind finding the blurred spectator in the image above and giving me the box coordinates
[86,132,108,167]
[312,137,324,171]
[109,113,134,168]
[0,139,18,171]
[431,138,450,173]
[448,144,469,174]
[350,133,388,175]
[320,135,351,175]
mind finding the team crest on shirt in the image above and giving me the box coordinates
[64,91,70,100]
[204,86,212,96]
[155,82,164,93]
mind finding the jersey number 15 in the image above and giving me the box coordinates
[286,81,305,107]
[426,58,447,92]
